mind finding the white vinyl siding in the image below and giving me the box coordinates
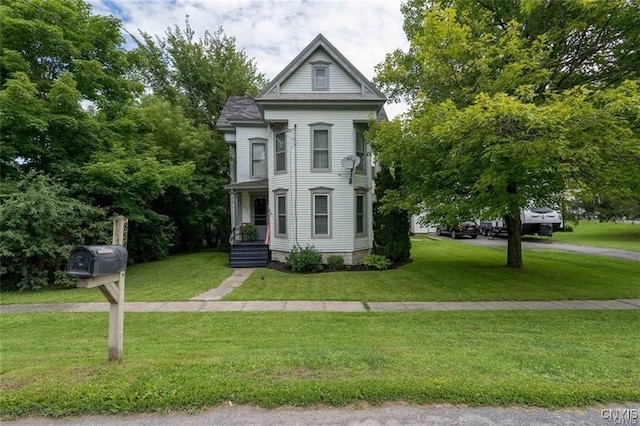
[251,139,267,178]
[274,131,287,173]
[263,109,377,253]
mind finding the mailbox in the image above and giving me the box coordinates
[66,245,128,278]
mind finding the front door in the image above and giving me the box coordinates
[251,195,267,241]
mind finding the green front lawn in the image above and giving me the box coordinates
[0,251,232,305]
[1,311,638,417]
[226,238,640,302]
[553,220,640,251]
[2,240,638,305]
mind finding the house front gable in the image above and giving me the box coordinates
[256,34,386,105]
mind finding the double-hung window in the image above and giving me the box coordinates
[274,131,286,173]
[311,188,332,238]
[230,144,237,182]
[276,193,287,237]
[356,193,366,236]
[251,139,267,178]
[310,123,332,171]
[311,63,329,90]
[355,130,366,173]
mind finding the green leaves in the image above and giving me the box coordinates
[372,0,640,266]
[0,173,108,290]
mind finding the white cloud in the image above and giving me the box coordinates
[89,0,410,117]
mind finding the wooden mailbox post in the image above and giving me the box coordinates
[75,216,128,362]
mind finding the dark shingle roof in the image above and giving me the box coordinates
[377,107,388,122]
[216,96,264,128]
[223,179,269,190]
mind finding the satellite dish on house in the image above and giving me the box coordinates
[341,155,361,184]
[341,155,361,170]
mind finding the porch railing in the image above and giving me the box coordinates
[229,225,242,246]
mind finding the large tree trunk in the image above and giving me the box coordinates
[504,213,523,269]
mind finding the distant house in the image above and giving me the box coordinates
[216,34,387,267]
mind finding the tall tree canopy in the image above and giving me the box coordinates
[131,20,267,251]
[0,0,141,180]
[1,0,267,288]
[132,20,267,129]
[372,0,640,268]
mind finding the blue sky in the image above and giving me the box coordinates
[88,0,410,118]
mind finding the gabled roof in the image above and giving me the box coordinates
[215,96,264,129]
[256,34,386,104]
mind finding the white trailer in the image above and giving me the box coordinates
[479,207,563,237]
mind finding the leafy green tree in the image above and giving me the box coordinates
[0,173,109,290]
[131,21,267,250]
[0,0,140,180]
[132,21,267,128]
[79,97,198,262]
[372,0,640,268]
[373,164,411,263]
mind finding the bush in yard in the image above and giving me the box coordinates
[0,173,110,290]
[373,163,411,262]
[241,223,257,242]
[326,255,344,271]
[363,254,392,270]
[287,245,323,273]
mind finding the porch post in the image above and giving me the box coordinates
[229,190,237,229]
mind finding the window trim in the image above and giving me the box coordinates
[310,187,333,239]
[250,138,267,179]
[309,123,333,172]
[274,191,287,238]
[355,130,366,174]
[311,61,330,91]
[355,192,367,237]
[229,144,237,183]
[274,130,287,174]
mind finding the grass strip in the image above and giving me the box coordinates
[0,251,232,305]
[552,221,640,252]
[227,238,640,301]
[1,311,638,417]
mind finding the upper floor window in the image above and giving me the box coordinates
[251,138,267,178]
[355,130,366,173]
[311,62,330,90]
[274,131,287,173]
[230,144,237,182]
[310,123,332,171]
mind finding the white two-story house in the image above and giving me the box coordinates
[216,34,387,267]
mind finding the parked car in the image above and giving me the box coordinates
[436,221,479,239]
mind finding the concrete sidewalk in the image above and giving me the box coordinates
[2,299,639,314]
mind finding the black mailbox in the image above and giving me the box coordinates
[66,245,128,278]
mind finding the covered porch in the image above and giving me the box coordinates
[225,179,270,267]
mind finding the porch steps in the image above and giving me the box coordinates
[229,244,269,268]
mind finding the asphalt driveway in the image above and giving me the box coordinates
[448,235,640,262]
